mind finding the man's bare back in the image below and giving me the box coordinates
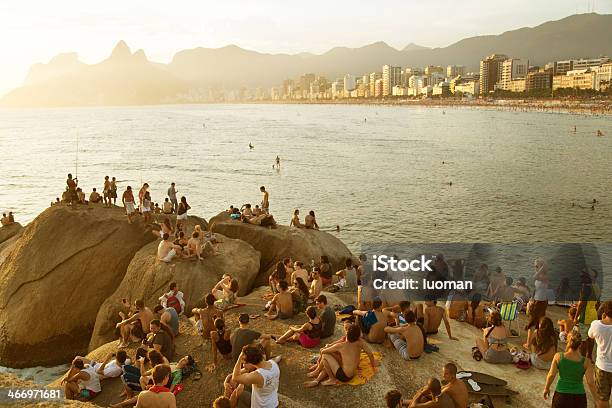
[442,379,468,408]
[424,305,444,334]
[135,389,176,408]
[336,340,364,378]
[275,292,293,316]
[366,310,388,343]
[400,324,424,358]
[138,308,154,333]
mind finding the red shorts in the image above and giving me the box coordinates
[298,333,320,348]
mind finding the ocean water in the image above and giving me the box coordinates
[0,104,611,380]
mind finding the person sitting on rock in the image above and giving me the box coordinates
[265,280,294,320]
[304,324,378,387]
[192,293,223,341]
[304,210,319,229]
[153,304,180,338]
[441,363,468,408]
[89,188,102,204]
[0,213,9,226]
[240,204,253,221]
[76,187,86,204]
[275,306,322,349]
[210,317,233,371]
[316,294,336,339]
[152,217,174,239]
[147,319,175,361]
[62,357,102,401]
[162,198,173,214]
[318,255,333,286]
[306,318,353,381]
[134,364,176,408]
[231,345,281,408]
[309,269,323,300]
[407,377,455,408]
[230,313,276,363]
[291,277,310,314]
[384,310,425,360]
[72,351,130,381]
[291,261,309,287]
[187,230,203,260]
[353,298,392,344]
[385,389,404,408]
[269,261,287,294]
[116,299,154,348]
[420,300,459,341]
[213,275,239,311]
[159,282,185,315]
[290,209,305,228]
[154,203,162,214]
[252,205,263,216]
[157,233,182,264]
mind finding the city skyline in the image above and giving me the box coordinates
[1,1,612,95]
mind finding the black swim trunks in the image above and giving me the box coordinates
[335,367,353,383]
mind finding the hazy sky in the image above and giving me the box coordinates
[1,0,611,95]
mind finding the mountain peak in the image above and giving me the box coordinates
[110,40,132,60]
[403,42,430,52]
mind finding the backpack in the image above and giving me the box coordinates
[122,364,142,391]
[166,296,182,315]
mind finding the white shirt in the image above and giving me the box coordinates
[91,359,131,378]
[588,320,612,372]
[79,366,102,393]
[251,360,280,408]
[533,280,548,301]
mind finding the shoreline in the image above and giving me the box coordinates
[245,97,612,116]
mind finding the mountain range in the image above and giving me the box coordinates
[2,13,611,107]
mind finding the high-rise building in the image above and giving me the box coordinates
[382,65,401,96]
[369,72,381,97]
[526,69,553,92]
[447,65,465,78]
[374,78,384,98]
[479,54,507,95]
[343,74,356,92]
[425,65,444,76]
[500,58,529,91]
[554,57,611,75]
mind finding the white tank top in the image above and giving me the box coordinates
[80,366,101,392]
[534,280,548,301]
[251,360,280,408]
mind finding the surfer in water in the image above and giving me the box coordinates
[275,156,280,168]
[249,143,254,149]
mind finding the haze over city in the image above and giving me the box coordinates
[1,0,611,95]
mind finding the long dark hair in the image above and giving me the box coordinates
[296,277,309,297]
[485,311,503,338]
[534,317,557,354]
[274,261,286,281]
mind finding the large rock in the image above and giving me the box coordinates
[0,222,22,245]
[89,233,260,350]
[209,212,354,286]
[0,205,155,368]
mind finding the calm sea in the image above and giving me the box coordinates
[0,104,611,377]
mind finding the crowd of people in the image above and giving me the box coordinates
[37,175,612,408]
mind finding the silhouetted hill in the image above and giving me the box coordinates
[2,13,611,107]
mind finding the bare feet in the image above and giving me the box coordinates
[307,370,319,378]
[321,379,338,386]
[303,380,319,388]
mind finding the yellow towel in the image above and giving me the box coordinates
[345,351,382,386]
[336,312,352,320]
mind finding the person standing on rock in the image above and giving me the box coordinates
[122,186,136,224]
[260,186,269,214]
[103,176,111,207]
[167,182,178,213]
[176,196,190,231]
[66,173,78,207]
[138,183,149,213]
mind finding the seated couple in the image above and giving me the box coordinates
[240,204,277,227]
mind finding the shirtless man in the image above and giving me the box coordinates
[66,173,78,207]
[192,293,222,340]
[487,267,506,300]
[116,299,154,348]
[122,186,136,224]
[353,298,392,344]
[138,183,149,213]
[304,324,378,387]
[309,270,322,299]
[266,281,294,320]
[110,177,118,205]
[0,213,8,226]
[157,233,181,264]
[422,301,458,340]
[305,211,319,229]
[408,378,455,408]
[291,262,309,287]
[135,364,176,408]
[384,310,425,360]
[260,186,269,214]
[441,363,468,408]
[89,188,102,204]
[187,231,203,261]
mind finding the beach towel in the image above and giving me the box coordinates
[344,351,382,386]
[336,312,353,320]
[359,311,378,335]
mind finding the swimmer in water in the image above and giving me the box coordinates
[597,130,604,137]
[249,143,254,149]
[276,156,280,168]
[449,181,453,186]
[336,225,340,232]
[573,125,576,133]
